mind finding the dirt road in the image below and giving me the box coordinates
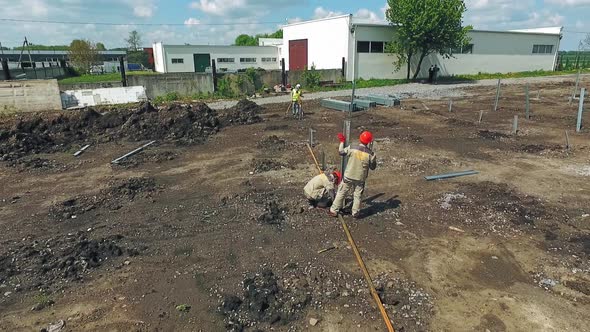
[1,76,589,332]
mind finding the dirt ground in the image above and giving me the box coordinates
[1,77,589,332]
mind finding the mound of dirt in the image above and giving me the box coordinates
[0,102,219,161]
[220,269,312,331]
[257,200,285,225]
[517,144,563,154]
[50,177,159,220]
[257,135,287,152]
[7,157,66,172]
[0,233,141,291]
[221,99,263,126]
[251,159,288,173]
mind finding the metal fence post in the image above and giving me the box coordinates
[512,115,519,135]
[493,79,501,111]
[448,99,453,112]
[577,88,586,132]
[525,83,530,120]
[340,120,351,173]
[571,70,580,104]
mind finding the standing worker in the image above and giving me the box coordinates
[304,170,342,208]
[329,131,377,219]
[291,84,303,118]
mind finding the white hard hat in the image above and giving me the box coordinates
[296,84,301,89]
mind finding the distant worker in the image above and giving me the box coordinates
[291,84,303,118]
[432,64,440,85]
[428,65,435,84]
[329,131,377,219]
[304,170,342,208]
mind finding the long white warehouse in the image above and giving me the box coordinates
[282,15,563,80]
[152,43,280,73]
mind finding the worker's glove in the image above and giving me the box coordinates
[337,133,346,143]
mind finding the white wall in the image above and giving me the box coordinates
[283,15,351,71]
[157,45,280,73]
[153,42,166,73]
[61,86,148,108]
[0,79,62,113]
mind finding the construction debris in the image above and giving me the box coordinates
[320,99,358,112]
[425,170,479,181]
[111,141,156,164]
[359,94,401,106]
[73,144,91,157]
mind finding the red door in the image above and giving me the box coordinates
[289,39,308,71]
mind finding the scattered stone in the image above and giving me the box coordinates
[309,318,319,326]
[4,291,12,297]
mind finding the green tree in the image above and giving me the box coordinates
[234,34,257,46]
[385,0,471,79]
[126,30,142,51]
[68,39,99,74]
[128,51,150,69]
[96,42,106,51]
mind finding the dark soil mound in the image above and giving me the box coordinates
[0,233,141,291]
[222,99,263,126]
[257,200,285,225]
[0,102,219,161]
[478,130,509,140]
[50,177,159,220]
[251,159,287,173]
[257,135,287,152]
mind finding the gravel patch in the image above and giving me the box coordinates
[209,74,584,109]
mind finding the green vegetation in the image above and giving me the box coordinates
[440,69,590,82]
[558,51,590,70]
[13,44,69,51]
[234,29,283,46]
[385,0,471,79]
[32,292,54,310]
[301,65,322,88]
[58,71,158,84]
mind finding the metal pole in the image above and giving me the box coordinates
[571,70,580,104]
[119,56,127,87]
[309,127,315,147]
[211,59,217,92]
[512,115,519,135]
[565,130,570,150]
[448,99,453,112]
[525,83,530,120]
[340,120,351,173]
[577,88,585,133]
[493,79,501,111]
[350,27,357,118]
[478,110,484,124]
[321,150,326,171]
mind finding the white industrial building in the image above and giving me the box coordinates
[282,15,563,80]
[153,14,562,80]
[152,43,280,73]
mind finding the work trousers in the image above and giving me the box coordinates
[330,178,365,215]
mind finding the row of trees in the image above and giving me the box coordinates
[234,29,283,46]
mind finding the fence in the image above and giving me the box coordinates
[0,79,62,113]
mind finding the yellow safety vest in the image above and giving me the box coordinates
[292,89,301,102]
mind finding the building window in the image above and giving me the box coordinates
[451,44,474,54]
[217,58,235,63]
[357,41,370,53]
[261,57,277,62]
[370,42,384,53]
[240,57,257,63]
[532,45,553,54]
[171,58,184,64]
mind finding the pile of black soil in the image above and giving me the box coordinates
[220,269,312,331]
[257,200,285,225]
[257,135,287,152]
[251,159,288,173]
[0,233,142,291]
[7,157,66,172]
[221,99,263,126]
[49,177,159,220]
[113,150,177,168]
[517,144,564,154]
[478,130,510,140]
[0,102,219,161]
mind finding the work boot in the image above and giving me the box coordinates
[352,212,361,219]
[327,210,338,218]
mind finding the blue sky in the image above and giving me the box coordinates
[0,0,588,50]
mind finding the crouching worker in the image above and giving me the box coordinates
[329,131,377,219]
[304,170,342,208]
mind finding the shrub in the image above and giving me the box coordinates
[301,64,321,88]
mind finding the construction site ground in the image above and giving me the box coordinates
[1,75,589,332]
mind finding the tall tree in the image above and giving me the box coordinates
[385,0,471,79]
[68,39,99,74]
[234,34,257,46]
[126,30,142,51]
[96,42,106,51]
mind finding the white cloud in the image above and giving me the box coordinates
[544,0,590,6]
[23,0,49,17]
[184,18,201,26]
[355,8,383,22]
[313,7,344,19]
[123,0,157,18]
[190,0,293,18]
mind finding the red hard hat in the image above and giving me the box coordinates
[359,131,373,145]
[333,171,342,184]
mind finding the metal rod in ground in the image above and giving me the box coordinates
[309,127,314,147]
[340,120,351,173]
[512,115,519,135]
[571,70,580,104]
[525,84,530,120]
[425,170,479,181]
[565,130,571,150]
[111,141,156,164]
[73,144,91,157]
[493,79,501,111]
[338,214,395,332]
[577,88,586,132]
[320,150,326,170]
[449,99,453,112]
[478,110,484,124]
